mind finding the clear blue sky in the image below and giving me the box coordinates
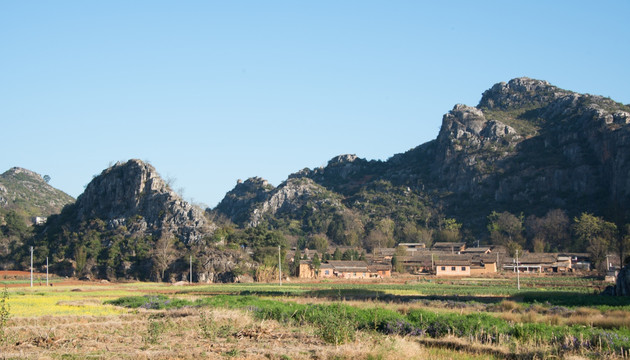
[1,1,629,208]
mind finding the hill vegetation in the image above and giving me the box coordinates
[3,77,630,280]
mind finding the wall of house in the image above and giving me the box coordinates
[320,268,335,278]
[298,263,315,279]
[470,262,497,275]
[436,265,471,277]
[338,271,370,279]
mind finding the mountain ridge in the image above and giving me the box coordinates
[0,167,74,218]
[212,77,630,247]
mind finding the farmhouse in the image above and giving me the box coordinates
[298,260,392,279]
[432,242,466,253]
[435,259,471,276]
[503,253,575,273]
[470,258,498,275]
[462,247,492,255]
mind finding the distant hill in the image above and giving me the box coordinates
[0,167,74,219]
[213,78,630,249]
[37,159,253,281]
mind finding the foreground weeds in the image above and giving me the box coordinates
[108,294,630,358]
[1,307,478,359]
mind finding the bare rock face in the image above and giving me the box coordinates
[432,104,520,195]
[75,159,213,244]
[478,77,569,110]
[249,177,343,227]
[213,177,275,224]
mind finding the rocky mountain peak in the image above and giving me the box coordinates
[328,154,359,166]
[478,77,569,110]
[74,159,212,244]
[213,176,275,225]
[4,167,45,181]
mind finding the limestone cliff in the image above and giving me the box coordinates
[72,159,214,244]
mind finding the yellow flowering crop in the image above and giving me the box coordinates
[6,288,131,317]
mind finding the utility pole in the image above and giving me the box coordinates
[190,255,193,284]
[606,254,610,271]
[278,246,282,286]
[46,257,49,287]
[516,250,520,291]
[30,246,34,288]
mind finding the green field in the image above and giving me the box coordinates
[1,275,629,359]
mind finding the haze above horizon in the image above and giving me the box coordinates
[1,1,629,208]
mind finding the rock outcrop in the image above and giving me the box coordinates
[72,159,213,244]
[249,177,345,227]
[214,177,274,225]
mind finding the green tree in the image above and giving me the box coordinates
[308,234,329,254]
[332,248,342,260]
[326,211,364,247]
[1,211,29,238]
[434,218,462,243]
[74,245,88,277]
[391,245,407,273]
[488,211,525,256]
[572,213,617,273]
[291,249,301,276]
[312,253,321,276]
[391,254,403,273]
[342,249,359,261]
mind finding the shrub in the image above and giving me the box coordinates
[0,286,10,344]
[143,317,167,344]
[316,310,356,345]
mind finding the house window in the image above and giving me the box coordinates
[441,266,446,271]
[461,266,466,271]
[354,273,357,277]
[363,273,366,277]
[325,270,329,275]
[451,267,456,271]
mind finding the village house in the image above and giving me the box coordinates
[503,253,576,273]
[435,259,471,276]
[372,248,396,262]
[462,247,492,255]
[297,260,392,279]
[470,258,498,275]
[298,260,315,279]
[432,242,466,253]
[399,254,434,274]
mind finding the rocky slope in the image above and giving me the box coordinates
[214,77,630,242]
[70,159,214,244]
[0,167,74,218]
[36,159,259,281]
[216,176,347,228]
